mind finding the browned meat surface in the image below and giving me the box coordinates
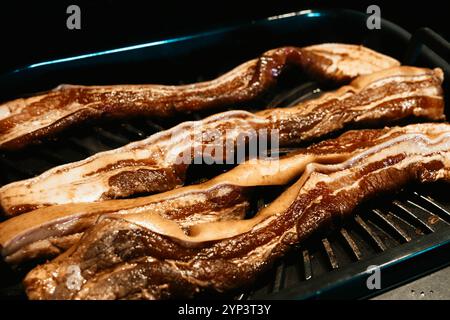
[22,123,450,299]
[0,66,444,217]
[0,184,250,264]
[0,44,399,150]
[0,123,410,264]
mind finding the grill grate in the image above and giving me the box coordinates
[0,72,450,301]
[243,184,450,300]
[1,10,450,300]
[1,72,450,300]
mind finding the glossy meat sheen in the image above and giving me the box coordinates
[23,123,450,300]
[0,124,409,264]
[0,183,250,264]
[0,43,399,150]
[0,66,444,217]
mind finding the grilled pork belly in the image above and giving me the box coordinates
[0,125,407,264]
[0,66,444,217]
[23,123,450,300]
[0,184,250,264]
[0,44,399,150]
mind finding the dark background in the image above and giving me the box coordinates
[0,0,448,74]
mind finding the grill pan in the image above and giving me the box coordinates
[0,9,449,299]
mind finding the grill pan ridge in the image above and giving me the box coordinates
[0,9,449,299]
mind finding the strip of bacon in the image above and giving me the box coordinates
[0,44,399,150]
[0,125,399,264]
[22,122,450,300]
[0,184,250,264]
[0,66,444,217]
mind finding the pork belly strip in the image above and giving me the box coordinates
[0,67,444,217]
[22,122,450,300]
[0,124,413,264]
[0,44,399,150]
[0,183,251,264]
